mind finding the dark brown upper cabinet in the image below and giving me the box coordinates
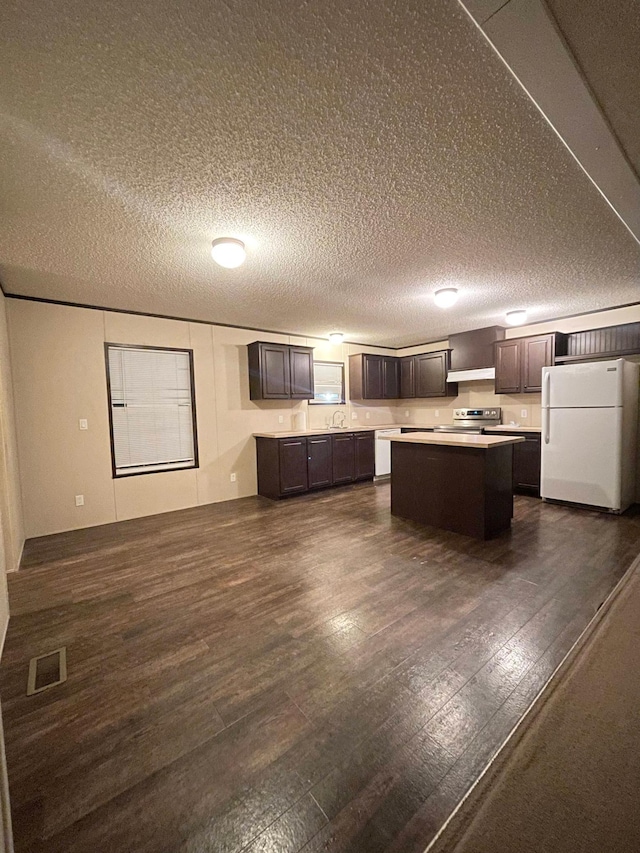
[289,347,314,398]
[397,350,458,399]
[413,351,457,398]
[248,341,314,400]
[494,340,521,394]
[350,350,456,400]
[400,357,415,398]
[382,357,400,399]
[522,335,555,393]
[495,334,565,395]
[349,354,397,400]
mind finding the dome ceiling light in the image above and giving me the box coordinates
[433,288,459,308]
[211,237,246,268]
[506,309,528,326]
[328,332,344,344]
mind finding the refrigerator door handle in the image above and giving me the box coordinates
[543,370,551,408]
[543,372,551,444]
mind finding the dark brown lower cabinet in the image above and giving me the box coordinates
[278,439,308,494]
[354,432,375,480]
[256,431,375,498]
[489,430,541,493]
[512,434,542,493]
[390,441,515,540]
[307,436,332,488]
[332,433,356,483]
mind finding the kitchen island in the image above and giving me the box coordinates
[381,432,525,540]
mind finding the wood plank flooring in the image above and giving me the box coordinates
[2,482,640,852]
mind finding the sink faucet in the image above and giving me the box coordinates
[331,410,346,428]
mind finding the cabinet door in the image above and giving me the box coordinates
[415,352,447,397]
[279,439,308,494]
[495,341,522,394]
[261,344,291,399]
[383,357,400,399]
[290,347,314,399]
[522,335,554,393]
[307,436,332,488]
[332,433,355,483]
[354,432,375,480]
[513,436,541,491]
[400,357,415,398]
[363,355,384,399]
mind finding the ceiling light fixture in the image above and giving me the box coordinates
[433,288,459,308]
[211,237,246,268]
[505,309,528,326]
[328,332,344,345]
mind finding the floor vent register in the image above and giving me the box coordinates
[27,647,67,696]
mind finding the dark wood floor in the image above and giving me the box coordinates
[2,483,640,853]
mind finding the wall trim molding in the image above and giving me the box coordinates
[5,291,640,351]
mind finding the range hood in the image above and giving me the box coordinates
[447,326,505,383]
[447,366,495,382]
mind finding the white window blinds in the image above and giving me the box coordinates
[107,346,197,476]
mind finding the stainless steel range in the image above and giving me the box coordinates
[432,407,501,434]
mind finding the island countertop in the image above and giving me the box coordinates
[379,432,525,449]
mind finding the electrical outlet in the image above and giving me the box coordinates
[278,415,284,423]
[365,412,370,419]
[351,412,357,419]
[230,473,237,483]
[521,409,528,418]
[404,410,409,418]
[79,418,88,430]
[75,495,84,507]
[435,410,440,418]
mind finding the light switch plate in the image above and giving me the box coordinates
[366,412,370,419]
[278,415,284,423]
[75,495,84,506]
[230,473,237,483]
[521,409,528,418]
[435,410,440,418]
[79,419,88,430]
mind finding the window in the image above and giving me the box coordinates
[105,344,198,477]
[311,361,345,404]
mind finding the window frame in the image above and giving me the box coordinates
[104,342,199,479]
[310,360,346,405]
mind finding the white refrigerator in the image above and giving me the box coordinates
[541,359,639,512]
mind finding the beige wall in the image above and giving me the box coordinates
[395,305,640,428]
[8,298,640,539]
[504,304,640,339]
[0,290,24,644]
[7,301,398,538]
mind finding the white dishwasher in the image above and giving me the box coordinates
[374,428,401,478]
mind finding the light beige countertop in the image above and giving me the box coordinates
[254,423,540,439]
[484,425,542,434]
[378,432,525,449]
[253,425,398,439]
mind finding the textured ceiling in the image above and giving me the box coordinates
[0,0,639,347]
[544,0,640,179]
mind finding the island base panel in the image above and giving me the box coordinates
[390,443,514,539]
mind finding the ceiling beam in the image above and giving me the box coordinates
[458,0,640,246]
